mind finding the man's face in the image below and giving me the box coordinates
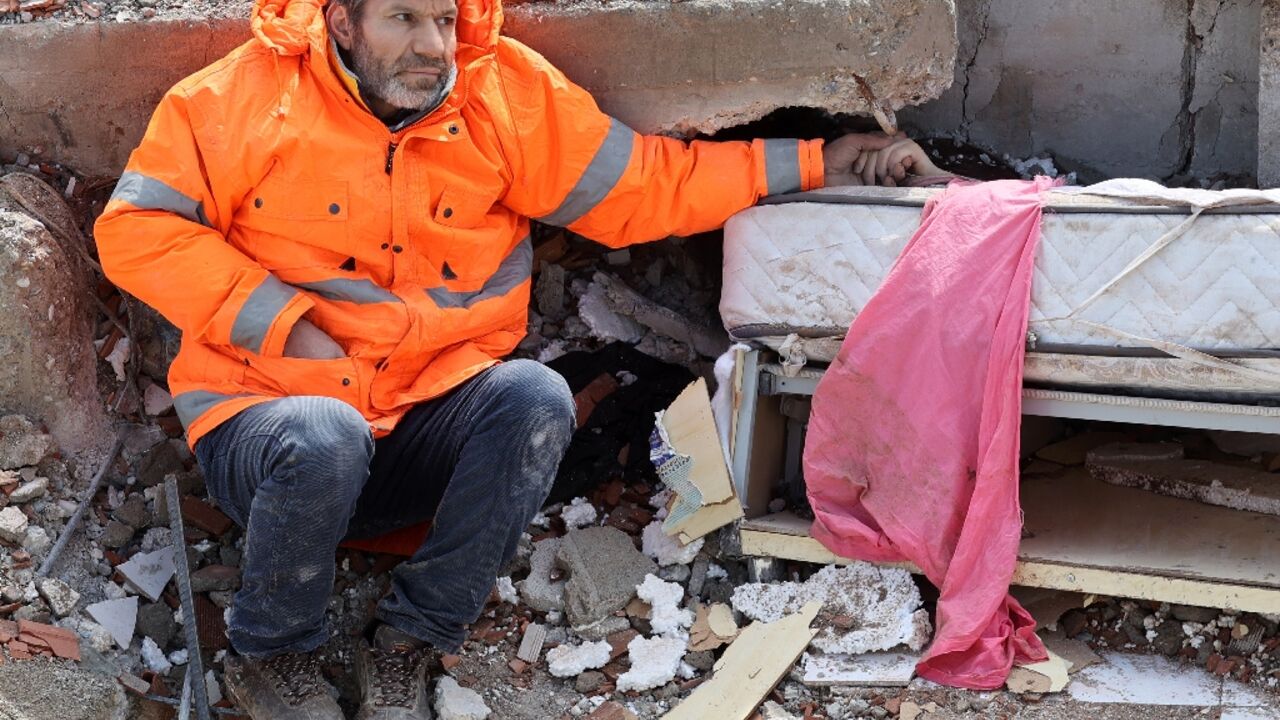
[329,0,459,115]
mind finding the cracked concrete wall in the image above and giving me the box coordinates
[899,0,1261,183]
[1260,0,1280,187]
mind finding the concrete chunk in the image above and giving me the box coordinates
[433,676,491,720]
[732,563,932,654]
[517,537,566,613]
[8,476,48,504]
[36,577,80,617]
[557,526,657,628]
[0,659,127,720]
[0,506,28,543]
[1087,458,1280,516]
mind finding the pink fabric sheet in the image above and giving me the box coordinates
[803,178,1056,688]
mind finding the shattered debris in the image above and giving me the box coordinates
[547,639,612,678]
[616,634,686,692]
[1088,446,1280,516]
[732,563,933,655]
[434,676,493,720]
[557,525,656,628]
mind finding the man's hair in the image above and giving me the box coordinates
[330,0,368,19]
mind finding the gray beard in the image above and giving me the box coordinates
[350,38,454,113]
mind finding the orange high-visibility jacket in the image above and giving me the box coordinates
[95,0,825,449]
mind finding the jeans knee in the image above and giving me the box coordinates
[491,361,575,437]
[271,397,372,501]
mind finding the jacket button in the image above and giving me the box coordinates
[342,377,351,386]
[392,245,403,253]
[329,203,340,215]
[381,243,390,250]
[443,207,453,219]
[254,198,263,208]
[449,125,459,135]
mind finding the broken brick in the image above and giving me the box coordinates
[587,701,639,720]
[180,496,233,537]
[508,658,529,674]
[18,620,80,660]
[195,594,229,652]
[0,619,17,642]
[606,629,638,661]
[441,654,462,671]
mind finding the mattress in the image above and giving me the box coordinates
[721,187,1280,354]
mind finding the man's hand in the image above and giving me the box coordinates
[283,318,346,359]
[854,139,954,187]
[822,132,906,187]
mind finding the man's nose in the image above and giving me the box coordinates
[410,22,447,59]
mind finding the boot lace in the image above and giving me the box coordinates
[264,651,327,707]
[368,644,428,708]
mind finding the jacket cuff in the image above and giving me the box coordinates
[221,273,315,357]
[801,139,826,191]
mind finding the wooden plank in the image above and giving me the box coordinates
[663,603,820,720]
[1020,470,1280,588]
[738,471,1280,614]
[745,394,786,518]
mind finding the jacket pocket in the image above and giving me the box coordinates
[241,352,360,404]
[235,176,353,269]
[425,186,512,284]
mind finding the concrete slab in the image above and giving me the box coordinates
[0,0,957,177]
[1262,0,1280,188]
[1068,652,1221,706]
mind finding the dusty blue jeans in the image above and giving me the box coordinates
[194,360,575,658]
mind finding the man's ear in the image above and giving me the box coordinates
[326,1,355,51]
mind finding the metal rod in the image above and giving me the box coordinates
[166,476,213,720]
[142,694,244,717]
[178,668,193,720]
[37,428,128,577]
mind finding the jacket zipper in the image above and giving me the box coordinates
[385,142,398,174]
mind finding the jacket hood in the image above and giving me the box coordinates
[251,0,503,56]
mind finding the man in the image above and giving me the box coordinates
[94,0,912,716]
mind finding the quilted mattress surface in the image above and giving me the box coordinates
[721,192,1280,351]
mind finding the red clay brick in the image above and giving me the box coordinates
[180,496,233,537]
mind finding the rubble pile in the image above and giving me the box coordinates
[1056,598,1280,689]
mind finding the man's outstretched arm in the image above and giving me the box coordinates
[494,39,897,249]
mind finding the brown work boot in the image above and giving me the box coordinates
[354,623,442,719]
[223,649,343,719]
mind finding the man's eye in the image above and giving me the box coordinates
[394,13,413,21]
[436,16,455,26]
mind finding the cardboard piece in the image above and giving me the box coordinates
[651,379,743,543]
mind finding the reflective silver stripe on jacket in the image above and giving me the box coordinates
[231,275,300,353]
[173,390,254,430]
[425,237,533,309]
[538,118,636,227]
[296,278,400,305]
[111,171,212,227]
[763,139,803,196]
